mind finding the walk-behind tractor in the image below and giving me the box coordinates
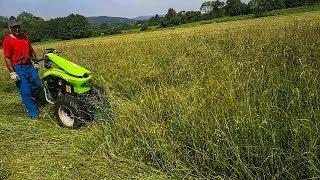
[36,48,107,129]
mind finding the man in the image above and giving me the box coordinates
[2,16,42,119]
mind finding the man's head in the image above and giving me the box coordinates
[8,16,21,35]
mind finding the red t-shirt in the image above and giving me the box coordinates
[2,34,34,65]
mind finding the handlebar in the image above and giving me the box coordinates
[45,48,61,54]
[32,58,47,63]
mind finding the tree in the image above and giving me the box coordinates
[147,14,163,26]
[22,18,45,42]
[284,0,298,7]
[201,1,212,9]
[0,29,9,47]
[165,8,177,20]
[242,3,250,14]
[253,0,269,16]
[15,12,45,42]
[159,8,181,28]
[283,0,317,7]
[65,14,92,39]
[154,14,160,21]
[260,0,285,11]
[0,16,8,29]
[208,0,226,18]
[17,12,42,21]
[211,0,225,11]
[225,0,245,16]
[249,0,285,15]
[99,23,111,29]
[273,0,286,9]
[140,23,149,31]
[248,0,258,13]
[45,14,92,40]
[0,16,9,46]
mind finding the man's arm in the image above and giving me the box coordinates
[2,36,20,82]
[2,37,14,73]
[3,57,19,82]
[3,57,14,73]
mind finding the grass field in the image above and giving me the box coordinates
[1,11,320,179]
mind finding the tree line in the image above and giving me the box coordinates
[140,0,320,29]
[0,12,134,45]
[1,0,319,45]
[0,12,93,45]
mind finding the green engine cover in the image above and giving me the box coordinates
[42,53,92,94]
[46,53,91,77]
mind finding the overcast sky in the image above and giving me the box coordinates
[0,0,250,19]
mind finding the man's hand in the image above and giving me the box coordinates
[10,72,20,82]
[33,62,40,71]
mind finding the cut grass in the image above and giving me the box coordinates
[0,76,166,179]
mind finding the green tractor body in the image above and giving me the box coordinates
[43,53,92,94]
[38,49,106,129]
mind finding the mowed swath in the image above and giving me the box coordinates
[1,11,320,179]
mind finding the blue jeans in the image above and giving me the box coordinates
[14,64,42,119]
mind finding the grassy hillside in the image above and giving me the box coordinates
[1,11,320,179]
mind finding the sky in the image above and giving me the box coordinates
[0,0,250,19]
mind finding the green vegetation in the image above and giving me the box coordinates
[141,0,320,28]
[164,3,320,30]
[265,2,320,15]
[1,11,320,179]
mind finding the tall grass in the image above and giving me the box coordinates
[34,12,320,179]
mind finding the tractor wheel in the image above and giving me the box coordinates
[54,94,91,129]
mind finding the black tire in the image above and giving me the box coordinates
[54,94,92,129]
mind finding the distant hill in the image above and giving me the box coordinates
[132,15,165,21]
[132,16,154,21]
[87,15,165,27]
[87,16,136,27]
